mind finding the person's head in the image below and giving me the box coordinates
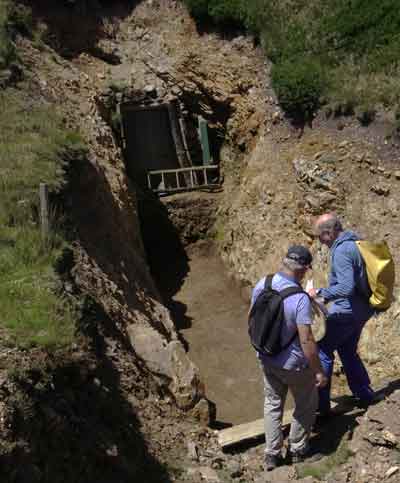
[314,213,343,247]
[282,245,313,282]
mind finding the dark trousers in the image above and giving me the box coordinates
[318,313,373,413]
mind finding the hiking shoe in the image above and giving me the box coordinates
[264,453,282,471]
[356,391,385,408]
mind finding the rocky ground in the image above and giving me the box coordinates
[1,0,400,481]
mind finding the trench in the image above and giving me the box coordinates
[117,85,264,425]
[138,194,264,425]
[172,241,264,425]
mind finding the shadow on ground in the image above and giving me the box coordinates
[0,299,171,483]
[137,190,192,332]
[225,381,400,459]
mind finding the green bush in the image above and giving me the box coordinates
[207,0,245,24]
[356,105,376,126]
[0,1,39,70]
[8,3,34,37]
[271,57,326,120]
[183,0,246,25]
[0,0,16,69]
[183,0,209,20]
[183,0,400,119]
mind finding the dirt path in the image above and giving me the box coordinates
[171,241,264,425]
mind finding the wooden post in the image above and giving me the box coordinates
[198,116,212,165]
[39,183,50,240]
[204,167,208,186]
[117,103,126,150]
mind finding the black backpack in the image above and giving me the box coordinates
[248,274,306,356]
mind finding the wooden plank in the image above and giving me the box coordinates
[218,417,264,448]
[218,401,339,448]
[218,413,285,449]
[116,103,126,150]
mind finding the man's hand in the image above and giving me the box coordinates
[315,372,328,388]
[307,287,318,298]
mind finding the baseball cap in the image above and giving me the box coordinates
[286,245,313,268]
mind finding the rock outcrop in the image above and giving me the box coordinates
[348,390,400,482]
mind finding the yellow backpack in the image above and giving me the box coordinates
[356,240,395,310]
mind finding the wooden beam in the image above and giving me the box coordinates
[39,183,50,240]
[116,103,126,150]
[218,401,340,448]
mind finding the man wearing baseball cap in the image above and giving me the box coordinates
[250,245,327,471]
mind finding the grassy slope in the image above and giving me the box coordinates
[0,1,85,348]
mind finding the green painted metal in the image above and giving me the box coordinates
[198,116,212,165]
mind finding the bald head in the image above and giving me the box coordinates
[314,213,343,247]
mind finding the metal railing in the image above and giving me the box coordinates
[147,165,219,193]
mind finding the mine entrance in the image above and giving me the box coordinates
[121,103,181,187]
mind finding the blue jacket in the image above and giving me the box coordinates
[319,231,374,322]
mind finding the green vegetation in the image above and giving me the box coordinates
[0,0,16,69]
[0,89,86,349]
[297,441,352,480]
[271,57,325,120]
[183,0,400,121]
[0,1,84,350]
[0,0,41,71]
[183,0,245,25]
[0,227,75,348]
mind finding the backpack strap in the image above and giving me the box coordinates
[264,275,306,300]
[279,286,306,300]
[277,286,308,351]
[264,274,274,291]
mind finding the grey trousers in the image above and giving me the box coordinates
[261,363,318,456]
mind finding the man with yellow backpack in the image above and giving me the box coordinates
[308,213,395,416]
